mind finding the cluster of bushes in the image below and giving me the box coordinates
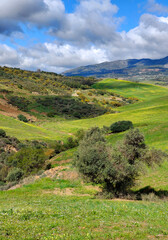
[0,66,97,94]
[34,96,107,119]
[7,147,46,176]
[74,127,166,197]
[51,137,78,155]
[49,131,85,157]
[0,130,47,188]
[6,94,108,119]
[8,96,30,111]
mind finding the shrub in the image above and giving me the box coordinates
[8,96,30,111]
[6,168,23,182]
[18,114,28,123]
[110,120,133,133]
[47,112,56,118]
[65,137,78,149]
[0,165,9,182]
[0,129,6,138]
[54,141,65,154]
[7,147,46,175]
[75,129,85,142]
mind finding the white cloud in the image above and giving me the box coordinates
[0,0,65,35]
[50,0,121,45]
[0,1,168,72]
[124,14,168,58]
[0,44,19,65]
[146,0,168,14]
[18,42,108,72]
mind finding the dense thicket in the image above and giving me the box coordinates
[8,95,107,119]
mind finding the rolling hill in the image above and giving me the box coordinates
[0,73,168,239]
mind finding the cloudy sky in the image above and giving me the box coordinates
[0,0,168,73]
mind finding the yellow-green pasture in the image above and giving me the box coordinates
[1,78,168,151]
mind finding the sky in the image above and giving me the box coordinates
[0,0,168,73]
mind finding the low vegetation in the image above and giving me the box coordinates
[0,130,48,188]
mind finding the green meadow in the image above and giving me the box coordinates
[0,183,168,240]
[1,78,168,150]
[0,78,168,239]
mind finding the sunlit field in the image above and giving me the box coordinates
[1,79,168,240]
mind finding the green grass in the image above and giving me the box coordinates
[93,79,168,100]
[0,114,68,141]
[0,182,168,240]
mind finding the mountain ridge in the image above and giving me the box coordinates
[63,56,168,84]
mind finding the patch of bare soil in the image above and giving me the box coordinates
[46,188,90,197]
[58,169,79,180]
[84,185,101,192]
[53,188,74,196]
[8,175,40,190]
[44,166,69,179]
[0,97,36,121]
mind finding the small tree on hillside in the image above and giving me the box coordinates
[74,127,109,183]
[74,127,165,197]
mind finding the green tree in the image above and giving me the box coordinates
[74,128,165,197]
[74,127,109,183]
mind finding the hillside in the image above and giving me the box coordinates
[0,75,168,239]
[0,66,134,140]
[63,56,168,85]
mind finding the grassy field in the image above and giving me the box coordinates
[0,179,168,240]
[1,78,168,149]
[0,78,168,239]
[34,79,168,150]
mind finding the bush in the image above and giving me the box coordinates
[6,168,23,182]
[18,114,28,123]
[7,147,46,175]
[0,129,6,138]
[65,137,78,149]
[74,128,165,197]
[75,129,85,142]
[110,120,133,133]
[47,112,56,118]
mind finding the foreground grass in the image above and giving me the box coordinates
[0,179,168,240]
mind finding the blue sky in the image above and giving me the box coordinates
[0,0,168,72]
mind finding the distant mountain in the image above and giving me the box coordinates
[63,56,168,84]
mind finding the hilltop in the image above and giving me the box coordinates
[63,56,168,85]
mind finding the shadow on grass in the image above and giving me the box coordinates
[97,186,168,200]
[133,186,168,200]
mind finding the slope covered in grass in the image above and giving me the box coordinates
[0,183,168,240]
[1,78,168,150]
